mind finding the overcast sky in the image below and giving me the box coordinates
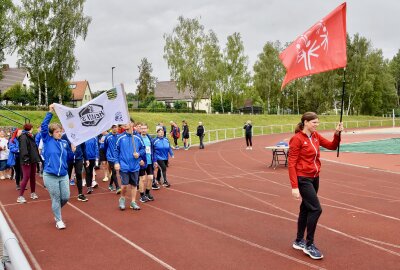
[6,0,400,93]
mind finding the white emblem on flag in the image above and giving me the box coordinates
[295,20,329,71]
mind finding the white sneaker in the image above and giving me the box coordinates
[55,220,66,230]
[30,193,39,200]
[17,196,27,203]
[249,147,253,150]
[0,176,5,180]
[6,175,11,179]
[246,147,249,150]
[91,180,98,188]
[102,176,109,182]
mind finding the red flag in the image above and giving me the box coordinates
[280,2,347,90]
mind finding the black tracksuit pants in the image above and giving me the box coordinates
[296,176,322,246]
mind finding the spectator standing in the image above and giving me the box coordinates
[243,120,253,150]
[196,122,205,149]
[182,120,190,150]
[17,123,41,203]
[0,130,10,180]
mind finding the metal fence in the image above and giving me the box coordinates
[184,119,400,147]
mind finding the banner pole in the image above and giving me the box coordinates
[337,68,346,157]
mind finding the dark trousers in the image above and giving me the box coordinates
[14,157,22,185]
[199,135,205,149]
[20,163,37,196]
[173,137,178,146]
[68,160,83,194]
[245,134,252,146]
[108,161,120,188]
[85,160,95,188]
[296,176,322,246]
[156,160,169,183]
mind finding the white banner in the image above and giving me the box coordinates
[54,84,130,146]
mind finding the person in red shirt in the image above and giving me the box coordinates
[288,112,343,260]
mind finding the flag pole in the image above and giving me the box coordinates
[337,67,346,157]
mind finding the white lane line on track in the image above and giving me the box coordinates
[194,147,400,257]
[0,202,43,270]
[67,202,176,270]
[322,158,400,175]
[145,203,326,270]
[359,237,400,249]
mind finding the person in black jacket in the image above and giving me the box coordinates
[17,123,42,203]
[182,120,190,150]
[196,122,205,149]
[243,120,253,150]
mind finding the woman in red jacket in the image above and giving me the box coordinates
[288,112,343,260]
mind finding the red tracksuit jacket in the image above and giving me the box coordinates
[288,131,340,188]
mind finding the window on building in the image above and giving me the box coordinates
[69,84,77,89]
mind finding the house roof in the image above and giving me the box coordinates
[0,67,29,93]
[154,81,194,101]
[69,80,91,101]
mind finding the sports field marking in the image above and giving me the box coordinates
[359,237,400,249]
[145,203,326,270]
[0,202,43,270]
[194,149,400,257]
[318,196,400,222]
[168,186,400,258]
[67,202,176,270]
[322,158,400,175]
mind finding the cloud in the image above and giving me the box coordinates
[7,0,400,93]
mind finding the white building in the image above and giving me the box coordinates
[154,81,211,113]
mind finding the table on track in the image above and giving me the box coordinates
[265,146,289,169]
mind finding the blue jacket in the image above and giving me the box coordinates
[41,112,69,176]
[61,134,85,162]
[6,139,19,167]
[35,132,42,146]
[138,134,155,169]
[153,137,174,162]
[115,132,145,173]
[104,133,118,162]
[84,137,99,161]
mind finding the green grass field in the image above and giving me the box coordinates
[1,110,398,146]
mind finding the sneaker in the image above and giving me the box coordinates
[69,179,75,185]
[116,188,121,194]
[6,174,11,179]
[55,220,66,230]
[249,147,253,150]
[16,184,21,190]
[102,176,109,182]
[184,147,188,150]
[146,193,154,201]
[119,197,126,210]
[30,193,39,200]
[163,181,171,188]
[175,146,179,150]
[304,244,324,260]
[17,196,26,203]
[292,239,306,251]
[129,201,141,210]
[246,147,249,150]
[87,187,93,194]
[139,195,149,203]
[0,176,5,180]
[77,194,88,202]
[108,185,114,191]
[152,183,160,190]
[91,180,98,188]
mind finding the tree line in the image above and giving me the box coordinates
[158,17,400,115]
[0,0,91,106]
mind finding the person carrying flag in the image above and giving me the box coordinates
[114,119,145,211]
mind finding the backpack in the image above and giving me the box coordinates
[176,128,180,139]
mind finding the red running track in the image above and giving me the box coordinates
[0,131,399,269]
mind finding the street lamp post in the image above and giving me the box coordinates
[112,66,116,87]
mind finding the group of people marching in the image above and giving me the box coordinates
[2,104,180,230]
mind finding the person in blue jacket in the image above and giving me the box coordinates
[153,127,174,188]
[41,104,70,230]
[62,133,88,202]
[7,128,23,189]
[137,123,156,203]
[104,125,121,193]
[35,126,43,175]
[114,119,145,211]
[84,137,99,194]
